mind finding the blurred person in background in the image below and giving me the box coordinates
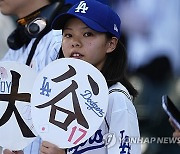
[0,0,67,70]
[113,0,180,76]
[112,0,180,153]
[0,0,75,153]
[0,11,15,154]
[0,12,15,59]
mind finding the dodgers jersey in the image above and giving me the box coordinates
[2,30,62,72]
[67,82,141,154]
[1,29,62,154]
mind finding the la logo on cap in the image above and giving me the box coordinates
[114,24,118,32]
[75,1,89,13]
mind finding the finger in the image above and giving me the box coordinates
[12,151,23,154]
[40,144,48,153]
[3,149,13,154]
[169,118,179,130]
[42,141,58,148]
[42,141,51,148]
[173,130,180,138]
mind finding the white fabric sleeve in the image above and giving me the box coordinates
[107,92,141,154]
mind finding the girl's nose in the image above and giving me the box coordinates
[72,37,81,47]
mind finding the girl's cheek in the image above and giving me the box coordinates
[62,46,69,57]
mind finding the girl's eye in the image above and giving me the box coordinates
[84,32,93,37]
[63,33,72,38]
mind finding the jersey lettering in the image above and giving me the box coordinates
[119,130,131,154]
[68,129,104,153]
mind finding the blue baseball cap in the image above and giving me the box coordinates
[52,0,121,38]
[65,0,110,5]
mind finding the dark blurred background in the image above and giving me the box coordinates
[112,0,180,153]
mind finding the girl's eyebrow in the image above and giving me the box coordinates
[82,26,90,30]
[63,27,72,31]
[63,26,90,31]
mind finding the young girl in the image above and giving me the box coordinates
[38,0,141,154]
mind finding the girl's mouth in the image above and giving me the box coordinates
[70,53,83,59]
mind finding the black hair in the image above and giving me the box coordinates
[101,33,138,98]
[57,33,138,98]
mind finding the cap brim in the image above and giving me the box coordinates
[52,13,107,33]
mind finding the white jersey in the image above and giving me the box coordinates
[67,82,141,154]
[2,30,62,72]
[1,29,62,154]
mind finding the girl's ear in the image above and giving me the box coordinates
[106,37,118,53]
